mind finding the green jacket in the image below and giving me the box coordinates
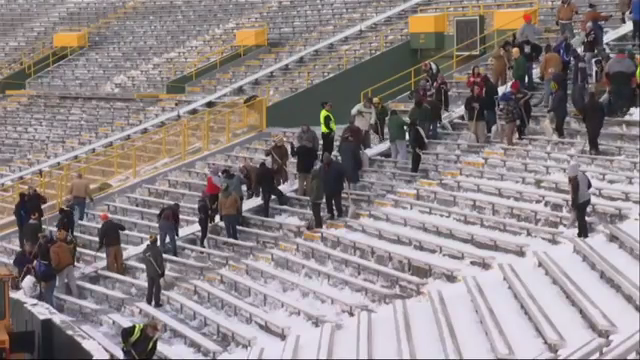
[308,167,324,203]
[408,105,430,127]
[387,114,408,142]
[513,56,527,81]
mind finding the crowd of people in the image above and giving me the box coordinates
[7,3,638,354]
[402,1,639,158]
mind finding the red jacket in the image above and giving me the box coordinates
[205,176,221,195]
[467,75,484,91]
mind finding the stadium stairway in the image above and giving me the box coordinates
[0,112,637,358]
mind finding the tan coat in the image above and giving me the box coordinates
[556,2,577,21]
[540,53,563,80]
[69,178,92,199]
[491,47,512,86]
[620,0,631,13]
[219,192,240,216]
[50,241,74,272]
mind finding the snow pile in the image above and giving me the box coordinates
[624,107,639,121]
[618,217,640,240]
[273,214,305,225]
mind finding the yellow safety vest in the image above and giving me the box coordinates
[636,65,640,84]
[128,324,158,353]
[320,109,336,133]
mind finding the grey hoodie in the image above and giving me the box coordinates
[517,23,542,43]
[222,173,245,199]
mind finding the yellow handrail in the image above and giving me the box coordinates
[417,0,539,14]
[167,23,269,82]
[361,6,540,102]
[0,0,141,78]
[0,96,268,231]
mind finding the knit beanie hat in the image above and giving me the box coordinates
[568,163,579,177]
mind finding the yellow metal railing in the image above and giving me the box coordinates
[0,96,267,231]
[361,6,540,102]
[0,46,84,91]
[166,23,269,84]
[0,0,141,78]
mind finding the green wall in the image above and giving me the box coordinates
[266,41,452,128]
[0,48,80,94]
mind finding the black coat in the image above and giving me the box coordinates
[321,161,346,196]
[56,207,74,233]
[26,192,46,218]
[198,199,209,224]
[582,100,606,132]
[143,243,164,278]
[464,95,486,121]
[13,250,35,278]
[338,140,361,184]
[14,200,28,229]
[549,90,568,120]
[256,163,276,193]
[23,220,42,246]
[409,124,426,150]
[98,220,125,250]
[483,79,499,111]
[291,144,317,174]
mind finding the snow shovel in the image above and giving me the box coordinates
[460,108,479,143]
[541,113,554,138]
[345,182,358,219]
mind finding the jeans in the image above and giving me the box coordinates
[261,191,272,218]
[297,173,311,196]
[526,62,534,89]
[426,121,438,140]
[390,140,407,161]
[575,199,591,238]
[633,20,640,44]
[146,276,162,306]
[542,78,552,107]
[56,266,78,297]
[555,113,566,138]
[559,21,575,39]
[362,130,371,149]
[584,52,594,76]
[158,221,177,256]
[311,202,322,229]
[41,278,57,307]
[223,214,239,240]
[72,196,87,222]
[587,124,602,154]
[485,110,497,134]
[410,149,422,173]
[325,193,343,218]
[198,219,208,247]
[208,194,219,223]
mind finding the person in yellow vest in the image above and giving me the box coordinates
[121,320,161,359]
[320,101,336,157]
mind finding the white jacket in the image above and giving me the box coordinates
[351,103,375,131]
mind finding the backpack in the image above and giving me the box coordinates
[35,260,56,283]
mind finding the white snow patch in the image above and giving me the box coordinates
[588,233,640,285]
[273,214,305,225]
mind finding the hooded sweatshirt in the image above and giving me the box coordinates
[350,103,375,132]
[568,163,591,206]
[516,23,542,43]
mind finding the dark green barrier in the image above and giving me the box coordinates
[266,41,456,128]
[0,48,80,94]
[166,46,262,94]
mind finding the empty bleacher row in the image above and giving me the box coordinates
[0,0,133,74]
[26,0,412,94]
[0,95,181,171]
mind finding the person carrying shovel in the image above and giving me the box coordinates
[121,320,161,359]
[143,234,165,308]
